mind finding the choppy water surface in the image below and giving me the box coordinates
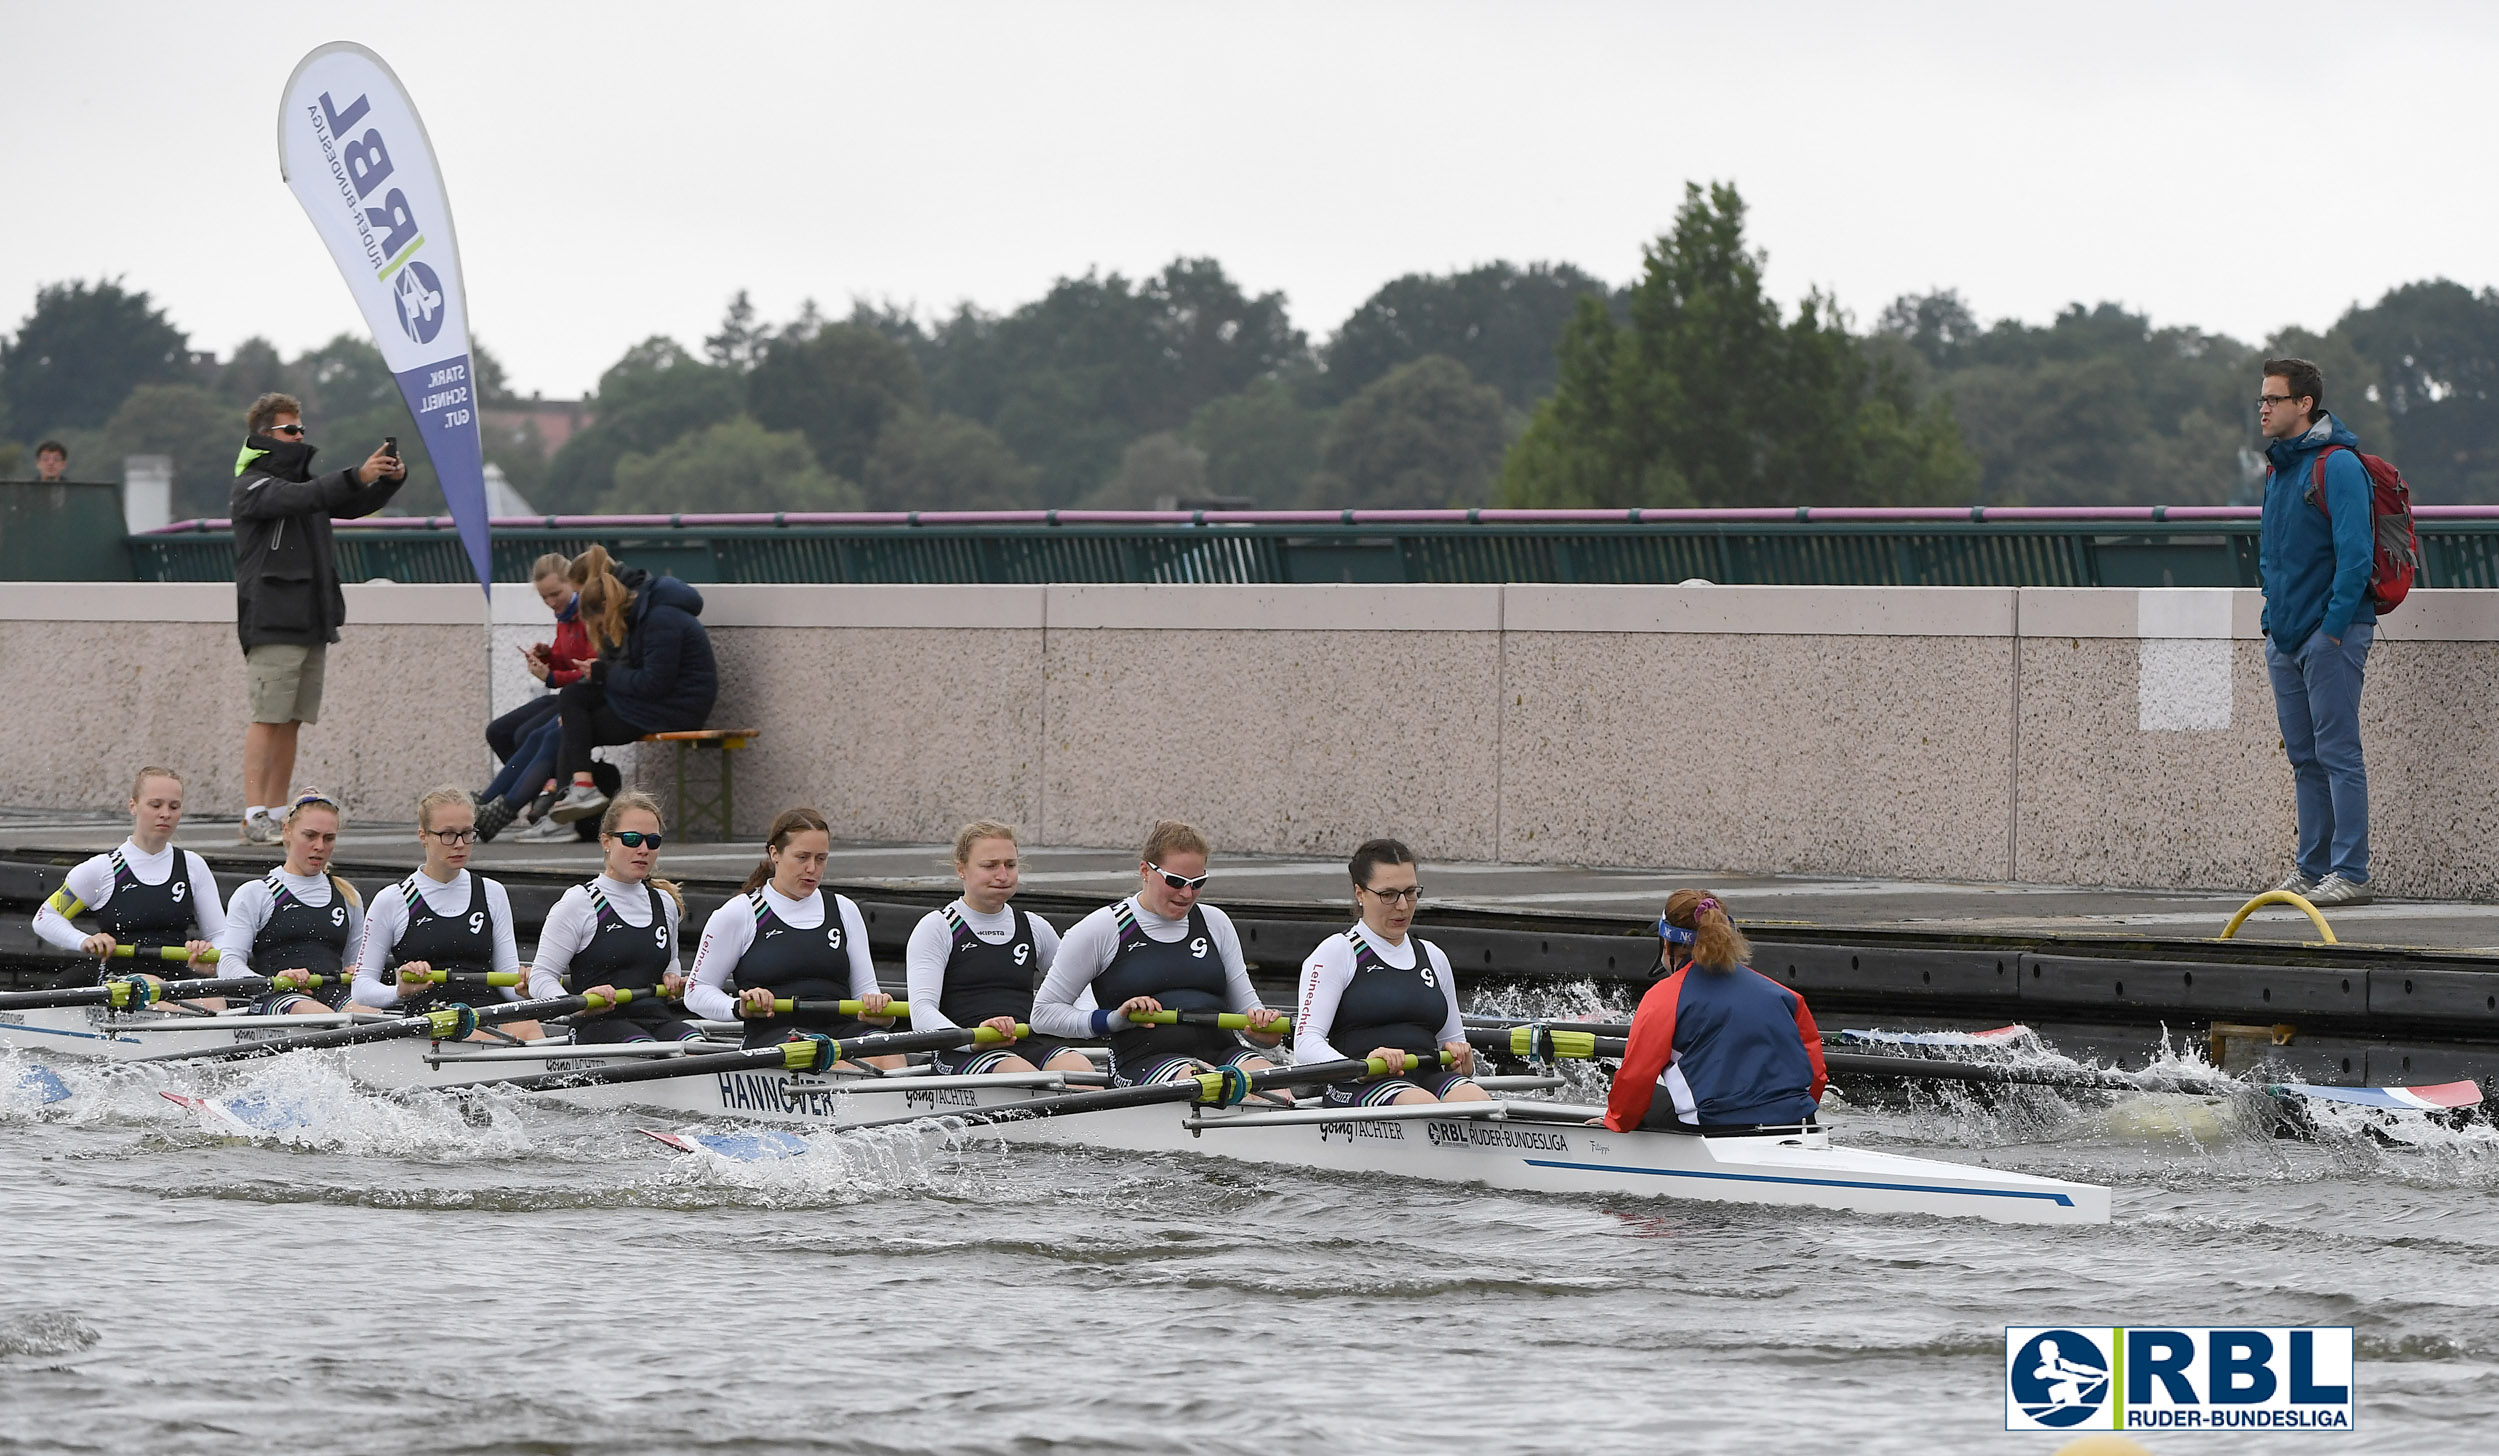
[6,1001,2499,1455]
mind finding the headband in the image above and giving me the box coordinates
[1657,897,1724,947]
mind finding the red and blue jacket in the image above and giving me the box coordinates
[1604,962,1827,1131]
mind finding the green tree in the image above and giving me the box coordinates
[704,289,771,373]
[748,322,925,483]
[1501,184,1972,508]
[1322,262,1613,409]
[2323,280,2492,500]
[1312,356,1509,508]
[217,337,290,407]
[1186,377,1326,505]
[861,409,1040,512]
[2,279,190,435]
[93,383,235,519]
[606,415,860,514]
[544,338,743,511]
[1083,432,1208,509]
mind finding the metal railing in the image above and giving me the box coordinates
[121,506,2499,589]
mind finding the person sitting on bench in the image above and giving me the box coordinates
[545,546,717,826]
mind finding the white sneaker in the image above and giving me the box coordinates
[2308,873,2373,908]
[547,783,610,823]
[241,814,282,845]
[2267,870,2315,898]
[512,812,577,842]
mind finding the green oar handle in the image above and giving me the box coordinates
[395,969,523,987]
[492,1022,1008,1094]
[750,998,902,1018]
[108,945,223,963]
[135,994,591,1065]
[0,974,269,1013]
[846,1051,1452,1133]
[1126,1009,1289,1032]
[1468,1026,1627,1061]
[1821,1051,2240,1097]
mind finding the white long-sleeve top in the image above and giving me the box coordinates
[526,876,683,999]
[904,900,1086,1031]
[684,885,876,1022]
[351,869,521,1008]
[1030,898,1257,1041]
[1293,925,1464,1066]
[31,839,225,953]
[214,869,364,975]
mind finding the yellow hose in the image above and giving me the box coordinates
[2218,890,2336,944]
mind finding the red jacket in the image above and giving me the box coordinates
[1604,963,1828,1132]
[545,611,592,687]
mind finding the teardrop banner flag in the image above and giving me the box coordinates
[276,42,490,593]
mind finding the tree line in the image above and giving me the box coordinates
[9,182,2499,516]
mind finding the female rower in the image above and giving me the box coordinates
[350,786,529,1032]
[214,790,368,1015]
[31,765,225,988]
[685,807,900,1068]
[1602,890,1827,1133]
[526,792,698,1044]
[904,821,1092,1077]
[1295,838,1483,1107]
[1032,821,1285,1088]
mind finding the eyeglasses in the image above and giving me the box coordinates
[269,424,305,436]
[611,830,664,849]
[423,828,478,845]
[1148,862,1209,891]
[2256,394,2299,409]
[1361,884,1424,905]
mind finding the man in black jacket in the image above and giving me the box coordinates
[231,391,406,843]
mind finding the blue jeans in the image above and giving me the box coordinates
[2265,622,2372,883]
[483,697,564,809]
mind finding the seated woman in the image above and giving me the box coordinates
[544,545,717,826]
[351,786,532,1036]
[475,552,592,842]
[214,791,371,1015]
[31,765,224,990]
[904,820,1093,1077]
[1295,837,1485,1107]
[1603,890,1827,1133]
[526,792,697,1044]
[683,807,900,1069]
[1032,820,1285,1089]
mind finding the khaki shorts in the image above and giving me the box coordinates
[246,642,326,724]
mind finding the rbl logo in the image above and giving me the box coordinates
[2006,1327,2354,1433]
[315,89,444,344]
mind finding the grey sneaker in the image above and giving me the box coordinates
[2267,870,2315,898]
[2308,873,2373,908]
[548,783,610,824]
[241,814,282,846]
[511,811,576,842]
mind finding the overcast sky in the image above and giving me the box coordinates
[10,2,2497,400]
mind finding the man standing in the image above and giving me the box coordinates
[33,440,68,482]
[2257,357,2376,907]
[230,392,405,844]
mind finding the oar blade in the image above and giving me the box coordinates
[2272,1079,2484,1111]
[640,1128,811,1161]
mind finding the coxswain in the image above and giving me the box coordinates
[1295,837,1484,1107]
[1032,821,1285,1089]
[31,765,224,989]
[350,786,532,1036]
[213,790,370,1015]
[904,821,1092,1077]
[1603,890,1828,1132]
[525,792,698,1044]
[684,807,900,1068]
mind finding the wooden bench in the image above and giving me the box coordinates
[638,729,758,842]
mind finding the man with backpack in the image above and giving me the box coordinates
[2257,357,2398,907]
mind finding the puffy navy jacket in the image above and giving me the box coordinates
[594,568,717,733]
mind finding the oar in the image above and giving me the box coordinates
[485,1023,1033,1093]
[1462,1013,1635,1039]
[110,945,224,963]
[842,1052,1447,1133]
[133,992,640,1065]
[1468,1026,1627,1060]
[1821,1051,2250,1097]
[741,998,904,1019]
[1125,1010,1289,1031]
[394,969,524,988]
[0,973,267,1013]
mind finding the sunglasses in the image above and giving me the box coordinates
[1147,862,1209,891]
[1362,884,1424,905]
[611,830,665,849]
[269,424,305,436]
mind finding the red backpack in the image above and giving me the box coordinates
[2304,444,2420,614]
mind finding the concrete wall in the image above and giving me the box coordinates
[4,580,2496,896]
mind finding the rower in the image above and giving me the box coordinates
[213,790,370,1015]
[1032,820,1285,1088]
[350,786,532,1036]
[1295,837,1484,1107]
[684,807,901,1068]
[905,821,1092,1077]
[1602,890,1827,1133]
[31,765,224,990]
[526,791,698,1044]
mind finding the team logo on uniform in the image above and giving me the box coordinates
[1013,944,1030,965]
[171,881,187,902]
[826,927,844,949]
[2008,1331,2111,1429]
[653,926,669,949]
[331,907,347,927]
[1189,937,1208,958]
[467,911,486,935]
